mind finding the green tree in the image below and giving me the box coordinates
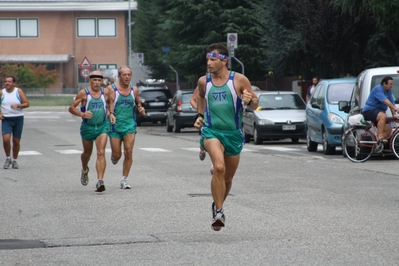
[332,0,399,65]
[0,63,59,94]
[133,0,267,82]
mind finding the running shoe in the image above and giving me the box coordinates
[3,158,11,169]
[211,202,217,219]
[212,209,225,231]
[199,149,206,161]
[210,165,214,175]
[81,167,89,186]
[120,178,131,189]
[95,180,105,192]
[12,161,19,169]
[111,156,119,165]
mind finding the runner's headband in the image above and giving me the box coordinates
[89,74,103,79]
[206,52,228,60]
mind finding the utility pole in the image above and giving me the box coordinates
[169,65,179,91]
[128,0,133,68]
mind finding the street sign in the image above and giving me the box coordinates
[80,56,92,69]
[80,68,90,79]
[227,33,238,49]
[137,53,144,64]
[229,44,235,57]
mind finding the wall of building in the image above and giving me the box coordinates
[0,10,128,91]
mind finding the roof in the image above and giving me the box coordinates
[0,54,71,63]
[0,1,137,11]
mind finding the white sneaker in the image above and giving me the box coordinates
[3,158,11,169]
[120,178,131,189]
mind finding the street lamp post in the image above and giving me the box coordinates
[169,65,179,91]
[128,0,133,68]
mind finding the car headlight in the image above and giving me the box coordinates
[328,113,344,124]
[258,119,274,125]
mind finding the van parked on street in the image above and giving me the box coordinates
[339,66,399,145]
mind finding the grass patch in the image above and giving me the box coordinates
[28,95,74,106]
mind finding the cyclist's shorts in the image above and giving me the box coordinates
[80,121,109,141]
[2,116,24,138]
[200,127,244,156]
[362,109,381,125]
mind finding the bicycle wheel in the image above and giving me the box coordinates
[390,130,399,159]
[343,127,374,163]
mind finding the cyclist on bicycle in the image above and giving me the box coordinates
[362,76,399,143]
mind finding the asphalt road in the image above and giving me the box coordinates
[1,109,399,265]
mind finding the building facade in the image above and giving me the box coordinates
[0,0,137,92]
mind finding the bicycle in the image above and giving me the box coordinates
[343,117,399,163]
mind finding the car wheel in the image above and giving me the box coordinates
[306,131,318,152]
[322,130,336,155]
[173,118,181,133]
[166,117,173,132]
[254,126,262,145]
[291,138,299,143]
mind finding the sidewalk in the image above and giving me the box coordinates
[25,106,70,111]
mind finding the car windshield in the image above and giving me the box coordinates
[140,90,170,100]
[327,82,355,104]
[258,94,306,110]
[370,74,399,103]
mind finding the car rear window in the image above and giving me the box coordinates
[327,83,355,104]
[182,92,193,103]
[370,74,399,103]
[140,90,171,100]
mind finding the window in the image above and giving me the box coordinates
[0,19,17,37]
[77,18,116,37]
[77,18,96,37]
[98,19,115,37]
[20,19,38,37]
[0,18,38,38]
[98,64,117,69]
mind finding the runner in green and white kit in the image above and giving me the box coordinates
[107,66,145,189]
[69,70,116,192]
[194,43,259,231]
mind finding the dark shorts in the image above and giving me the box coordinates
[2,116,24,139]
[362,109,381,125]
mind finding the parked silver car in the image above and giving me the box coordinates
[242,91,307,144]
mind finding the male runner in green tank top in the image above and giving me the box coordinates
[107,66,145,189]
[69,70,116,192]
[194,43,259,231]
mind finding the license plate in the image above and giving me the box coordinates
[282,125,296,130]
[149,102,165,106]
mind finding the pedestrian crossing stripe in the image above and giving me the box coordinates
[55,150,82,154]
[140,148,171,152]
[19,147,303,156]
[19,151,42,155]
[18,148,266,155]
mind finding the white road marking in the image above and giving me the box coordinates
[181,148,201,152]
[19,151,42,155]
[55,149,82,154]
[140,148,172,152]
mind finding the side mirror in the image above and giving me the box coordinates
[311,102,321,110]
[338,101,350,113]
